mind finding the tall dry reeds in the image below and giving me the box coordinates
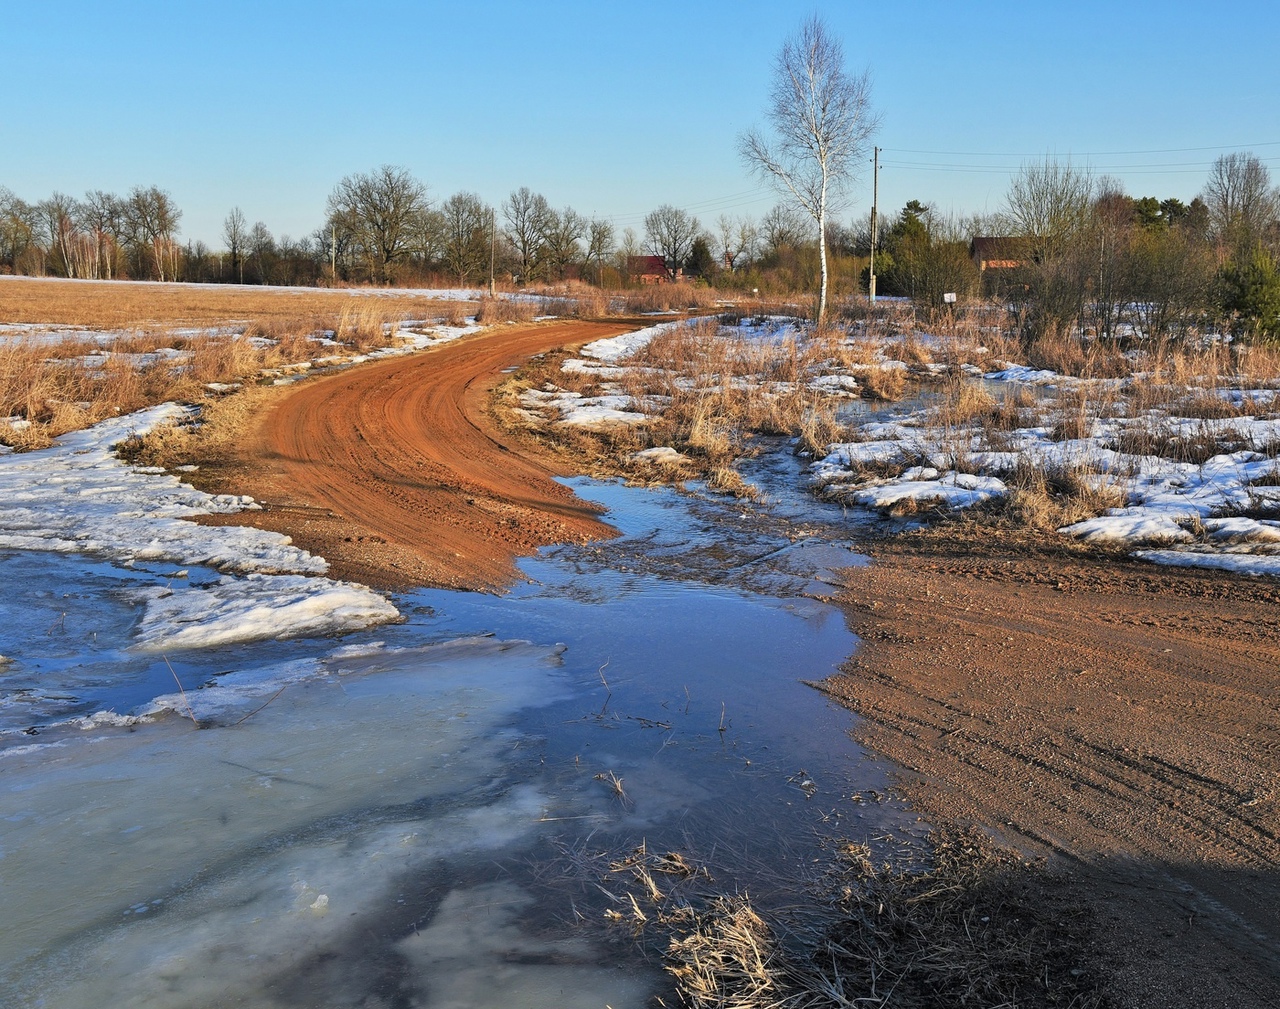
[622,318,844,470]
[620,284,723,315]
[475,297,538,324]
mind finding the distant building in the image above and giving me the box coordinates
[969,237,1026,273]
[969,237,1027,295]
[627,255,681,284]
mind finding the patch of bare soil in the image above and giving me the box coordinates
[825,526,1280,1007]
[190,320,638,591]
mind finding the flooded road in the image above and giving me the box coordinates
[0,464,914,1008]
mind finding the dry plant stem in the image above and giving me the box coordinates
[230,684,288,727]
[598,658,612,716]
[163,655,199,727]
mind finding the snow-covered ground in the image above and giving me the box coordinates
[810,357,1280,576]
[521,315,1280,577]
[0,404,398,648]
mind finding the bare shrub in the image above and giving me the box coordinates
[475,297,537,324]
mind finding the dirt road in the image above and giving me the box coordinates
[826,532,1280,1006]
[200,320,634,591]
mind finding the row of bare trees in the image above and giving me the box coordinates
[0,186,182,281]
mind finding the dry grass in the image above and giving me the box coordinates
[991,457,1126,530]
[0,276,473,328]
[117,384,280,471]
[561,828,1103,1009]
[858,364,907,402]
[496,317,847,495]
[476,296,538,324]
[620,283,724,314]
[0,330,322,449]
[624,319,843,469]
[793,829,1105,1008]
[931,377,996,428]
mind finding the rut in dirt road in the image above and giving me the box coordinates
[203,320,637,591]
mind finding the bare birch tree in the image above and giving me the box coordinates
[79,191,124,279]
[740,16,877,321]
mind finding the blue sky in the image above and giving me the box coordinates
[5,1,1278,246]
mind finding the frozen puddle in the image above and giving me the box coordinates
[1,474,907,1008]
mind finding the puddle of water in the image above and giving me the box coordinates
[0,472,914,1008]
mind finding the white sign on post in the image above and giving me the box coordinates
[943,292,957,304]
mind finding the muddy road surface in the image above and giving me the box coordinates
[828,534,1280,1007]
[200,320,633,591]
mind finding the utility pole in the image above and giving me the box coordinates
[869,146,880,305]
[330,224,337,283]
[489,207,497,297]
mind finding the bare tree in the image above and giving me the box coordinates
[740,16,878,320]
[541,206,586,280]
[1003,159,1094,262]
[1201,152,1280,256]
[585,217,615,283]
[248,221,275,284]
[223,207,247,283]
[760,203,809,255]
[122,186,182,281]
[326,165,430,283]
[615,227,640,280]
[38,192,81,278]
[643,204,701,279]
[440,191,491,286]
[0,188,39,274]
[502,187,551,284]
[1002,160,1095,343]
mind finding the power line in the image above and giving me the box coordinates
[882,140,1280,158]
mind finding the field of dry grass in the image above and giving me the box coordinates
[0,276,475,328]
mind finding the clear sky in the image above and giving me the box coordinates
[5,1,1278,246]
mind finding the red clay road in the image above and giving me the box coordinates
[201,320,635,591]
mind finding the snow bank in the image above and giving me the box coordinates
[0,404,324,574]
[578,322,679,363]
[846,472,1006,511]
[0,404,400,647]
[135,574,400,651]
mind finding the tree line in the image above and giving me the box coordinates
[4,152,1278,340]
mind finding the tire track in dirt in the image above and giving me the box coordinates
[825,539,1280,1004]
[200,320,637,591]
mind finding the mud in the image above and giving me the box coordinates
[826,530,1280,1006]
